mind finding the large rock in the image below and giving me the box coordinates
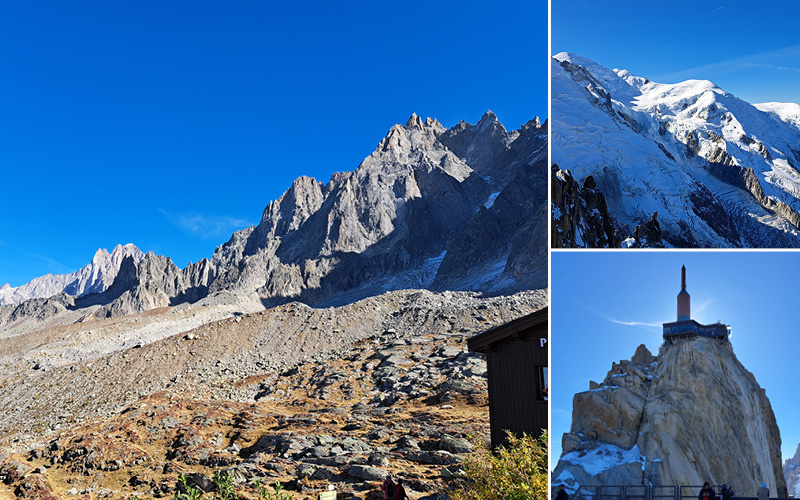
[554,340,786,497]
[551,166,626,248]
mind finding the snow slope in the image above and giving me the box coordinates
[552,52,800,247]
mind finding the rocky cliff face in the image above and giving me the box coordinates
[0,244,144,306]
[3,113,547,325]
[205,111,547,304]
[553,339,786,496]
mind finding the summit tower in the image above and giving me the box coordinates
[662,266,729,344]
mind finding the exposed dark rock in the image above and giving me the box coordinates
[551,165,624,248]
[632,212,664,248]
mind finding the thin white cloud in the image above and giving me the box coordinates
[606,317,662,328]
[693,299,711,315]
[551,408,572,418]
[575,301,662,329]
[29,253,72,274]
[158,209,251,240]
[653,44,800,83]
[707,6,724,15]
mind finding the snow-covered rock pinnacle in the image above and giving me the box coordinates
[553,340,786,496]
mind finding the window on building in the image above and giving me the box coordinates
[538,366,548,401]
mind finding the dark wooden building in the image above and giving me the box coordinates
[467,307,548,448]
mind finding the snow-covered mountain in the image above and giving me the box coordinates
[552,52,800,247]
[0,244,144,306]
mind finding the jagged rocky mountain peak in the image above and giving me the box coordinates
[477,109,500,126]
[0,243,145,307]
[3,112,546,324]
[784,443,800,497]
[405,112,424,129]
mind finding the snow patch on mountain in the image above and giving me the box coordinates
[560,443,644,477]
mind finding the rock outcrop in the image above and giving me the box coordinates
[553,339,786,497]
[551,165,627,248]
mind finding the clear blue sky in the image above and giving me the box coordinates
[552,251,800,469]
[553,0,800,105]
[0,0,547,288]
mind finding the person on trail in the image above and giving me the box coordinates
[393,478,408,500]
[381,477,409,500]
[721,483,734,500]
[699,482,716,500]
[381,477,396,500]
[556,485,570,500]
[757,482,770,500]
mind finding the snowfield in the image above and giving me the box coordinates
[552,52,800,247]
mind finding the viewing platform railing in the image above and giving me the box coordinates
[562,485,788,500]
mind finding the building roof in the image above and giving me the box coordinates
[467,306,548,353]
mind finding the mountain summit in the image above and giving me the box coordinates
[0,244,144,307]
[553,339,785,495]
[552,52,800,247]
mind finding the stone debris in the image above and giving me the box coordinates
[0,289,547,499]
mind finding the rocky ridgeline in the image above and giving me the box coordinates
[0,245,144,307]
[1,113,547,328]
[0,289,546,499]
[553,339,785,496]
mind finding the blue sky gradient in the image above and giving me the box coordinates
[1,0,547,287]
[553,0,800,105]
[552,251,800,469]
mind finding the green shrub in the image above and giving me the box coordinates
[212,471,238,500]
[251,478,292,500]
[173,474,203,500]
[448,431,548,500]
